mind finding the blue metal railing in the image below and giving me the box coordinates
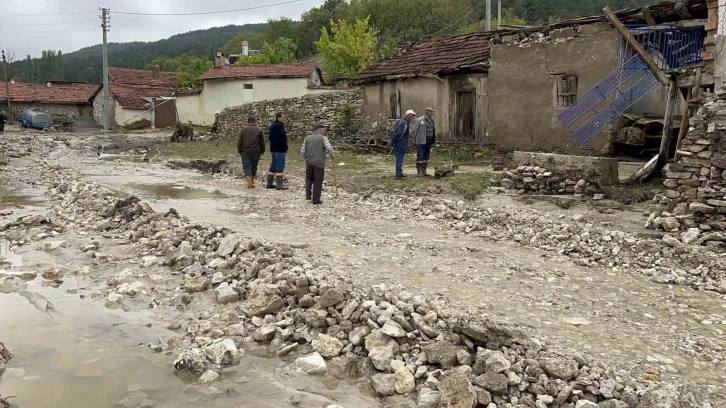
[624,25,705,70]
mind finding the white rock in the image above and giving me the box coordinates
[140,256,159,268]
[106,293,124,303]
[312,334,344,358]
[39,240,67,251]
[204,338,241,365]
[116,281,148,296]
[217,234,240,257]
[198,370,220,384]
[380,320,407,338]
[214,282,239,304]
[293,353,327,375]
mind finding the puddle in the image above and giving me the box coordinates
[0,240,23,269]
[0,193,37,210]
[128,183,228,200]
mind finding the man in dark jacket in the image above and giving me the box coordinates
[300,124,335,205]
[267,111,288,190]
[390,109,416,179]
[412,107,437,176]
[0,111,7,135]
[237,115,266,189]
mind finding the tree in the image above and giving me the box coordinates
[263,17,297,44]
[236,38,298,65]
[220,31,264,56]
[315,17,378,79]
[295,7,333,58]
[145,54,213,87]
[457,8,527,34]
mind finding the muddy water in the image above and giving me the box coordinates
[0,244,376,408]
[127,183,228,200]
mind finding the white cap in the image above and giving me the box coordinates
[405,109,416,116]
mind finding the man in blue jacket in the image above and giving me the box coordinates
[390,109,416,179]
[267,112,288,190]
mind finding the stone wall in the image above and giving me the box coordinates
[93,92,116,127]
[648,93,726,248]
[217,89,362,140]
[500,152,619,197]
[11,103,91,121]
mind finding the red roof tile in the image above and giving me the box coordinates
[176,86,203,95]
[355,32,494,84]
[109,84,175,110]
[0,81,100,104]
[109,67,178,86]
[198,64,318,80]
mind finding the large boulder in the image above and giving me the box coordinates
[371,373,396,397]
[216,233,240,257]
[173,348,208,376]
[391,360,415,394]
[204,338,241,365]
[539,355,579,380]
[485,351,511,373]
[184,276,210,293]
[422,341,461,369]
[319,288,345,308]
[364,330,399,371]
[294,353,328,375]
[241,283,284,317]
[312,334,344,358]
[439,375,477,408]
[474,372,508,395]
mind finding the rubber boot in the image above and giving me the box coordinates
[422,167,429,177]
[266,174,275,189]
[275,175,288,190]
[395,172,407,180]
[246,176,254,189]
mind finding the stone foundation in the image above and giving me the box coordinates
[648,93,726,248]
[217,89,362,140]
[500,152,619,196]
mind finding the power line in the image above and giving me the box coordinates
[113,0,302,16]
[3,20,97,26]
[422,0,488,39]
[0,28,98,33]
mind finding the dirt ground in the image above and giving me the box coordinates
[2,126,726,405]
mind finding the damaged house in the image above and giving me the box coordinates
[355,0,709,159]
[93,66,178,128]
[0,80,100,123]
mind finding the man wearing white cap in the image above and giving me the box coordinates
[389,109,416,179]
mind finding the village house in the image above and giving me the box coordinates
[0,80,100,123]
[93,66,178,128]
[177,63,337,126]
[355,0,709,157]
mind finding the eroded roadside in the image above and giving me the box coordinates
[1,131,724,408]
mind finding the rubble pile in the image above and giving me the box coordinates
[0,343,13,408]
[1,161,714,407]
[0,136,34,164]
[499,166,604,198]
[647,94,726,249]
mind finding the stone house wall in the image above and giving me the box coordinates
[217,89,362,140]
[93,92,116,127]
[649,93,726,248]
[11,103,92,121]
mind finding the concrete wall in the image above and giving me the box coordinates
[114,101,151,127]
[176,93,210,125]
[714,1,726,88]
[178,76,336,125]
[487,23,621,154]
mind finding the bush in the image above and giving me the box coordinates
[336,102,363,135]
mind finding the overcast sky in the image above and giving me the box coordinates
[1,0,323,58]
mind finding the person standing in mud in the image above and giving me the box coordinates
[267,112,288,190]
[412,107,437,177]
[300,124,335,205]
[0,111,7,135]
[237,115,266,189]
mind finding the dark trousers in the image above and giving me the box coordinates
[395,148,406,174]
[240,153,261,177]
[416,144,432,169]
[305,164,325,204]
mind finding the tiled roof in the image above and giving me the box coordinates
[355,32,494,84]
[109,84,175,110]
[109,67,178,86]
[0,81,100,104]
[176,86,203,95]
[199,64,318,80]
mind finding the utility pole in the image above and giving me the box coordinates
[497,0,502,30]
[2,50,11,120]
[100,7,110,132]
[486,0,492,31]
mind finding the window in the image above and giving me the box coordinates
[554,75,578,107]
[389,89,401,119]
[244,84,253,90]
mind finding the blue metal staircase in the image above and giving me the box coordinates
[558,54,657,146]
[559,25,705,146]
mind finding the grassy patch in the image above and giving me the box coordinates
[448,173,495,200]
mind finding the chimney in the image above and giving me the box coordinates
[153,64,160,82]
[47,82,51,87]
[242,41,249,57]
[10,79,15,84]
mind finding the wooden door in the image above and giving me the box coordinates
[457,91,475,140]
[154,98,177,128]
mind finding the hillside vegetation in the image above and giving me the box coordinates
[9,0,656,84]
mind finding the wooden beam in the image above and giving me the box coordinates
[642,6,656,25]
[603,6,670,86]
[657,77,679,169]
[674,87,692,162]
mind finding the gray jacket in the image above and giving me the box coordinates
[412,115,436,145]
[300,132,335,168]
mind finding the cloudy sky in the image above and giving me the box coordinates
[2,0,323,58]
